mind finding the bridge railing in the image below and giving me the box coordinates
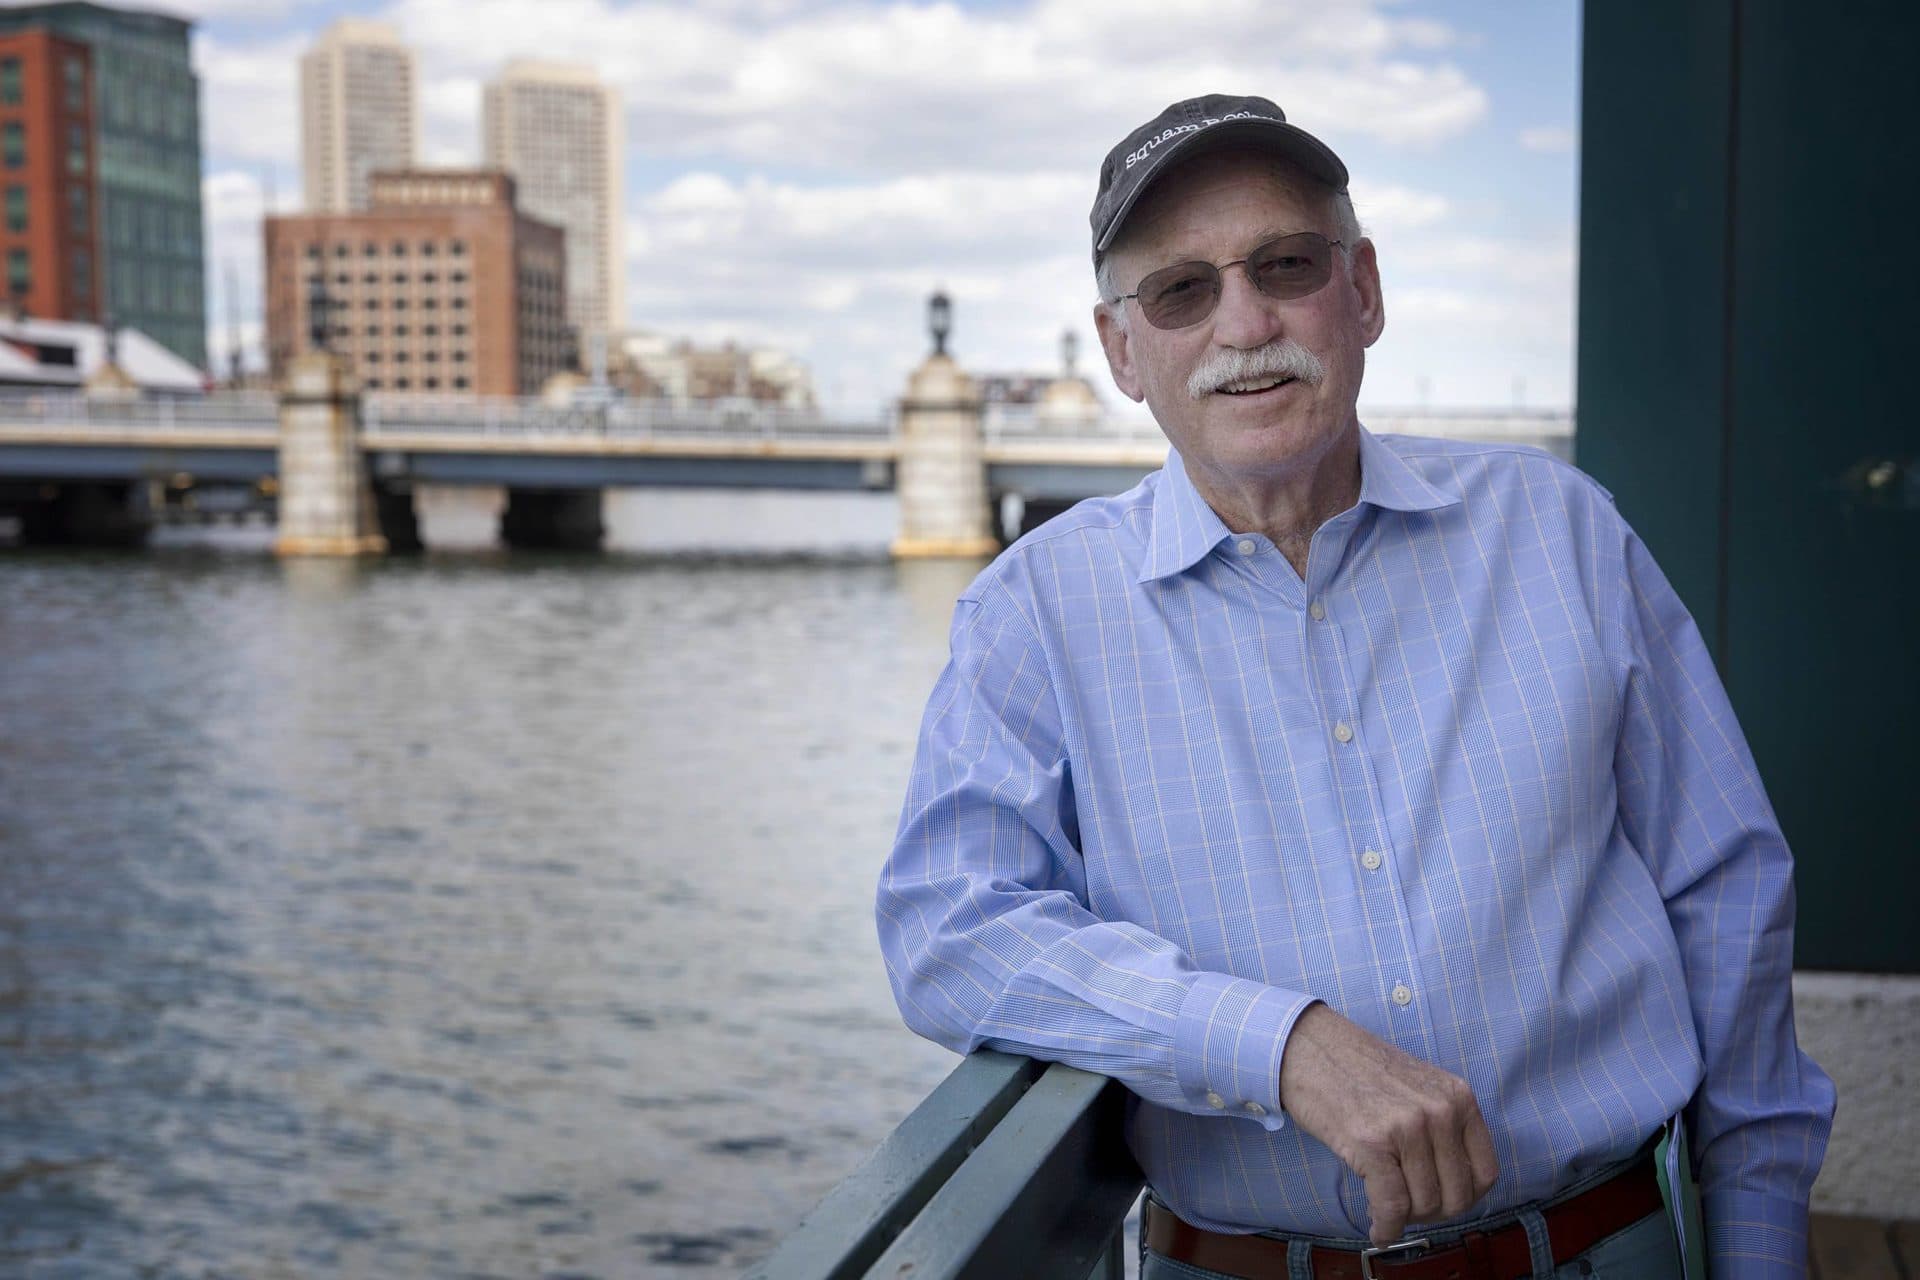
[362,395,894,442]
[745,1052,1143,1280]
[983,403,1167,445]
[0,391,281,432]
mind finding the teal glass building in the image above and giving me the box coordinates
[0,2,204,370]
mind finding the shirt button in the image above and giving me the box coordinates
[1391,983,1413,1007]
[1308,600,1326,621]
[1235,539,1256,556]
[1206,1091,1226,1109]
[1361,849,1383,871]
[1242,1101,1266,1116]
[1333,721,1353,743]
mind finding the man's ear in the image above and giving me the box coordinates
[1094,301,1145,402]
[1350,238,1386,348]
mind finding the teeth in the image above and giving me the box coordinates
[1222,376,1289,394]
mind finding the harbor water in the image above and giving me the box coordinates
[0,489,970,1277]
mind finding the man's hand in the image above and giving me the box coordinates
[1278,1003,1500,1247]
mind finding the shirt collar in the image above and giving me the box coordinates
[1139,426,1460,584]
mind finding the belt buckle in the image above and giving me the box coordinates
[1359,1237,1431,1279]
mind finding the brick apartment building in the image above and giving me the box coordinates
[264,169,571,396]
[0,29,99,324]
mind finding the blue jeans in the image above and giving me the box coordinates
[1141,1206,1681,1280]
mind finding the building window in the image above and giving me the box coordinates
[390,271,407,284]
[424,376,439,390]
[420,241,436,256]
[306,244,321,259]
[454,376,469,389]
[333,271,350,286]
[393,351,409,363]
[451,296,466,310]
[7,248,28,295]
[392,297,408,310]
[362,297,379,310]
[391,240,407,255]
[394,377,410,389]
[64,59,85,112]
[68,186,86,234]
[3,122,23,169]
[362,271,378,284]
[394,323,409,336]
[422,297,437,310]
[363,351,382,363]
[450,270,468,284]
[67,124,86,177]
[364,324,380,336]
[424,350,439,362]
[452,323,468,337]
[365,377,382,389]
[4,186,24,232]
[452,349,468,362]
[72,248,89,297]
[334,243,350,258]
[450,240,465,256]
[0,59,19,106]
[363,241,377,256]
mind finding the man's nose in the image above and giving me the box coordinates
[1209,263,1286,350]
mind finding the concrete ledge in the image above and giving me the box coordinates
[1795,971,1920,1220]
[891,535,1000,560]
[272,533,388,557]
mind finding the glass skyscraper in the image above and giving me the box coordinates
[0,2,204,369]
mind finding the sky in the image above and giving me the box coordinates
[184,0,1581,415]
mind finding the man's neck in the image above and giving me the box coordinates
[1186,425,1364,579]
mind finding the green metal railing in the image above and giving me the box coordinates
[745,1052,1144,1280]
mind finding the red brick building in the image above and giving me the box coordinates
[0,29,99,323]
[264,169,570,397]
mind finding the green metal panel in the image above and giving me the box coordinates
[1580,3,1920,971]
[1722,3,1920,973]
[1575,0,1736,646]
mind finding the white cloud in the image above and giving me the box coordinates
[1519,125,1575,153]
[1349,181,1450,238]
[200,170,267,373]
[372,0,1488,173]
[189,0,1577,410]
[194,32,304,172]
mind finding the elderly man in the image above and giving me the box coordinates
[876,95,1833,1279]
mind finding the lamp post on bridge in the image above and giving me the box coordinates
[929,289,952,358]
[890,289,998,559]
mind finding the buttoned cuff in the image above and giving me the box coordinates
[1171,974,1316,1131]
[1704,1187,1811,1277]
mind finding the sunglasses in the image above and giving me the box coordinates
[1112,231,1347,330]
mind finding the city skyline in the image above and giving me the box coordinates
[192,0,1579,414]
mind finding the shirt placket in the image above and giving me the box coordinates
[1303,514,1431,1054]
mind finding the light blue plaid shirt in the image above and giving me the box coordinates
[877,428,1834,1275]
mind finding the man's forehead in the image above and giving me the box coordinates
[1115,152,1329,256]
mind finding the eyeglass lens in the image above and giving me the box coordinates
[1134,231,1336,330]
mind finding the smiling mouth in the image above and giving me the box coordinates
[1217,376,1297,396]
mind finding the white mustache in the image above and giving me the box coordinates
[1187,340,1325,400]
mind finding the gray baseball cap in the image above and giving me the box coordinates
[1090,94,1348,262]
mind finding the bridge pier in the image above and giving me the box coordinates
[500,487,604,551]
[274,354,387,558]
[891,353,998,559]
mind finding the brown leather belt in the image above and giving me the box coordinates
[1143,1152,1664,1280]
